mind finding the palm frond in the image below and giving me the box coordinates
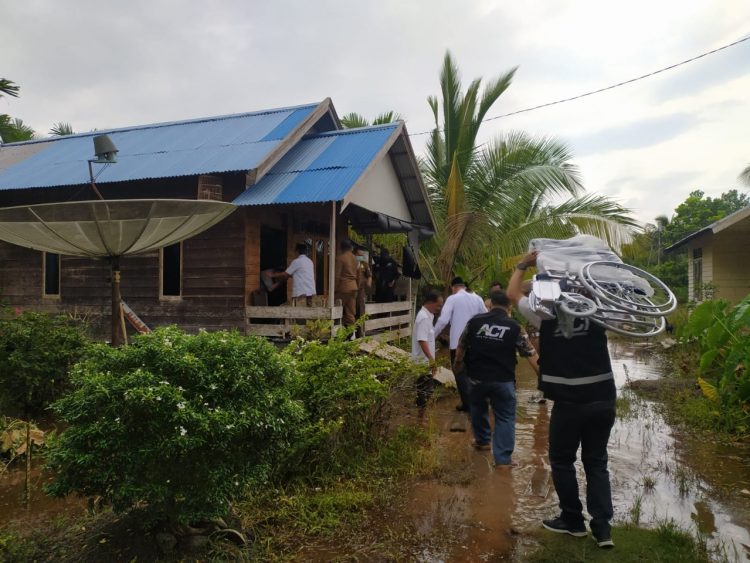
[0,78,20,98]
[49,122,74,136]
[340,113,369,129]
[372,111,402,125]
[740,164,750,187]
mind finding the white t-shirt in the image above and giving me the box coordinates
[518,296,542,329]
[433,289,488,350]
[411,306,436,364]
[286,254,316,298]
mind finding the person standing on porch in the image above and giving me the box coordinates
[435,277,488,412]
[335,239,359,328]
[354,244,372,336]
[272,243,315,306]
[507,250,616,549]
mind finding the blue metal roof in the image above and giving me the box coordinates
[233,123,400,205]
[0,103,321,190]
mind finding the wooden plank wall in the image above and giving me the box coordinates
[0,174,250,338]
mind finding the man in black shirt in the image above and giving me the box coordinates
[508,250,617,549]
[453,291,537,466]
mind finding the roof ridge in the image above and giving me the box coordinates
[310,121,401,139]
[0,102,324,147]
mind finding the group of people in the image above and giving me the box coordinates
[266,239,398,333]
[411,250,617,549]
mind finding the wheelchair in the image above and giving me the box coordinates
[528,261,677,338]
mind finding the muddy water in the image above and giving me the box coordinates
[400,340,750,562]
[608,340,750,561]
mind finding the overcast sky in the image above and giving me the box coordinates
[2,0,748,224]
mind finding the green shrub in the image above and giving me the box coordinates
[0,312,90,417]
[44,327,304,528]
[280,331,417,479]
[681,296,750,436]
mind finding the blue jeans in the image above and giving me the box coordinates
[549,400,616,538]
[469,380,516,464]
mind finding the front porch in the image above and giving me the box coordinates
[246,300,412,341]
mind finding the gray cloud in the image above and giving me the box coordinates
[570,112,699,156]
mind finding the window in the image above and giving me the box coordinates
[197,175,223,201]
[43,252,60,297]
[161,243,182,298]
[692,248,703,301]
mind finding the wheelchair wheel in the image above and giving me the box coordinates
[579,261,676,316]
[559,294,597,317]
[590,310,666,337]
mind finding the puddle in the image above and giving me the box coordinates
[397,339,750,562]
[608,341,750,561]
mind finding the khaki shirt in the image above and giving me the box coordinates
[335,251,359,293]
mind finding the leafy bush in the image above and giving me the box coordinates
[0,312,90,417]
[681,296,750,435]
[45,327,304,528]
[280,331,417,479]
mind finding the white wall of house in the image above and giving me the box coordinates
[711,229,750,303]
[687,228,750,304]
[344,156,412,222]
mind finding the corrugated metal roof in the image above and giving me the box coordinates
[233,124,399,206]
[0,103,321,190]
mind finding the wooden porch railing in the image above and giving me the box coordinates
[245,300,412,341]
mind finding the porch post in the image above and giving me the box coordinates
[328,201,336,308]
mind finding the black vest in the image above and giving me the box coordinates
[539,317,615,403]
[464,309,521,383]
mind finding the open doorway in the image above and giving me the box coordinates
[260,225,287,305]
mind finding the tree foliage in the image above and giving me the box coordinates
[420,51,636,286]
[340,111,402,129]
[660,189,749,247]
[49,122,74,136]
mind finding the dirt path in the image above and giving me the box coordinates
[398,361,554,562]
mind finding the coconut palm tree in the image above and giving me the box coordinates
[0,78,20,98]
[740,164,750,187]
[49,122,74,136]
[421,52,636,285]
[340,111,402,129]
[0,79,34,143]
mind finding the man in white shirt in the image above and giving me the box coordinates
[434,277,488,411]
[272,243,316,306]
[412,291,443,408]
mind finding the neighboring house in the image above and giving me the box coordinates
[665,205,750,303]
[0,99,434,339]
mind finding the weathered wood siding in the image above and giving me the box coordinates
[710,229,750,303]
[0,174,250,337]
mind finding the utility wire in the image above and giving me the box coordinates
[411,33,750,136]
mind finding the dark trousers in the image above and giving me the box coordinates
[549,400,616,537]
[415,373,437,408]
[450,349,472,410]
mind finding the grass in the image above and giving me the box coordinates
[526,521,710,562]
[0,423,442,563]
[234,423,442,560]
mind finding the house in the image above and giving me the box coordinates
[0,99,435,340]
[665,205,750,303]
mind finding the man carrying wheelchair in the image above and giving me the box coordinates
[508,249,617,550]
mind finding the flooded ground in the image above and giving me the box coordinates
[396,339,750,562]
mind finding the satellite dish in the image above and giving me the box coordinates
[0,199,236,345]
[0,199,235,257]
